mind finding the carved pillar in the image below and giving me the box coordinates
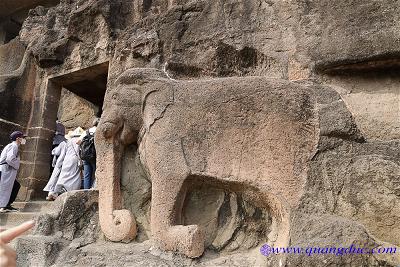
[0,39,51,200]
[18,78,61,200]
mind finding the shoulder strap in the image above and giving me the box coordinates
[71,142,80,158]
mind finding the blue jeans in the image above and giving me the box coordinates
[83,160,96,189]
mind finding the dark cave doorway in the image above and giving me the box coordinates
[40,62,109,192]
[51,62,108,131]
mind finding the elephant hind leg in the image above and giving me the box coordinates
[244,189,291,265]
[262,192,290,247]
[150,174,205,258]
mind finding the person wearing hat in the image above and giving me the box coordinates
[43,127,84,200]
[43,138,67,200]
[0,131,27,212]
[53,118,66,147]
[49,118,67,176]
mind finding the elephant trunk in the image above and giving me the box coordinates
[95,133,137,241]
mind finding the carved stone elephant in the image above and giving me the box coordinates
[95,68,360,258]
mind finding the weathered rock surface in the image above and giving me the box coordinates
[33,190,100,242]
[2,0,399,266]
[19,0,122,69]
[58,87,98,131]
[94,66,398,266]
[15,190,100,266]
[0,38,36,151]
[14,190,263,266]
[15,162,400,266]
[14,195,400,267]
[302,141,400,247]
[121,144,272,250]
[297,0,400,72]
[6,0,398,200]
[0,38,25,74]
[288,213,400,267]
[322,72,400,141]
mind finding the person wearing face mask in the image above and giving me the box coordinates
[0,131,27,213]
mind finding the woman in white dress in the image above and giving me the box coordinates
[43,140,66,200]
[44,127,84,200]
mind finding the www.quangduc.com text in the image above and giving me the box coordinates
[260,244,397,257]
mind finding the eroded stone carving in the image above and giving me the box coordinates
[0,47,31,92]
[3,0,399,265]
[94,68,361,259]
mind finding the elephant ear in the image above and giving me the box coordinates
[116,68,169,87]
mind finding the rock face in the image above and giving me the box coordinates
[0,0,399,266]
[0,39,35,151]
[58,88,98,131]
[15,190,100,267]
[299,0,400,72]
[33,190,100,243]
[96,69,323,260]
[322,73,400,141]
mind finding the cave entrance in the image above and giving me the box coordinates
[51,62,108,131]
[26,62,109,199]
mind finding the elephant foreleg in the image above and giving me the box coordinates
[150,172,205,258]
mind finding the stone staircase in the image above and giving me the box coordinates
[0,201,54,234]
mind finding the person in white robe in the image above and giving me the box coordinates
[43,140,67,200]
[0,131,27,212]
[43,127,84,200]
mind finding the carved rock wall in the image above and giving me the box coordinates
[0,39,37,152]
[0,38,25,73]
[322,72,400,141]
[0,38,27,149]
[4,0,400,266]
[296,0,400,71]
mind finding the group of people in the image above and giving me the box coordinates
[0,118,99,266]
[44,118,99,201]
[0,117,99,213]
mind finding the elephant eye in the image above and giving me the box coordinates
[112,93,117,100]
[132,79,147,86]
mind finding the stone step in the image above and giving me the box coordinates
[0,201,54,236]
[12,201,54,213]
[0,212,38,227]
